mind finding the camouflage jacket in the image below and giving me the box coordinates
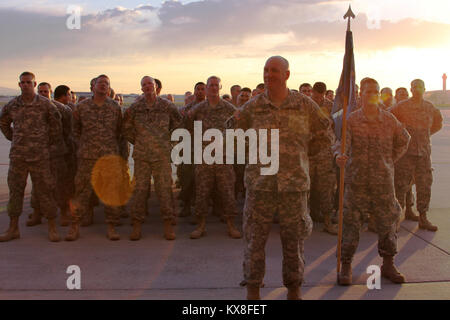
[72,97,122,160]
[232,90,332,192]
[187,98,237,158]
[390,98,443,157]
[52,100,73,158]
[0,94,62,161]
[343,107,410,185]
[122,96,182,162]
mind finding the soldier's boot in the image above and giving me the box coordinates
[107,223,120,241]
[338,263,352,286]
[47,219,61,242]
[163,219,176,240]
[0,217,20,242]
[226,217,242,239]
[404,206,419,221]
[65,222,80,241]
[129,222,142,241]
[120,207,129,218]
[246,285,261,300]
[381,256,406,283]
[286,286,301,300]
[81,207,94,227]
[60,208,71,227]
[418,213,438,232]
[190,217,206,239]
[26,209,42,227]
[367,215,377,233]
[323,215,338,235]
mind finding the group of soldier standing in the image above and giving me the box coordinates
[0,55,443,300]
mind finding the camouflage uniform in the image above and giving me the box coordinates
[30,100,73,212]
[188,99,238,219]
[0,95,62,219]
[177,100,201,206]
[234,90,328,288]
[122,96,182,223]
[309,97,336,222]
[339,108,410,263]
[71,97,123,225]
[390,98,443,214]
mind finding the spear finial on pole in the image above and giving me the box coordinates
[344,5,355,31]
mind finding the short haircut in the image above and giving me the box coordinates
[395,87,408,95]
[96,74,110,82]
[411,79,425,87]
[267,56,290,71]
[241,87,252,94]
[360,78,379,91]
[299,83,312,90]
[256,83,265,90]
[207,76,221,85]
[326,90,334,95]
[231,84,241,91]
[194,82,205,89]
[380,87,392,95]
[54,85,71,99]
[313,82,327,94]
[38,82,51,90]
[90,78,97,86]
[222,94,230,99]
[19,71,36,80]
[154,78,162,89]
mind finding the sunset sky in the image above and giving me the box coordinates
[1,0,449,95]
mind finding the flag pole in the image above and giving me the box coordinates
[337,5,355,279]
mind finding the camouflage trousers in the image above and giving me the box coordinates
[31,156,70,212]
[243,190,312,288]
[234,164,245,197]
[7,158,57,219]
[341,183,401,263]
[194,164,237,218]
[309,150,336,222]
[178,163,195,203]
[395,155,432,214]
[130,159,174,223]
[71,158,121,225]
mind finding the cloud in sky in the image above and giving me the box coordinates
[1,0,449,92]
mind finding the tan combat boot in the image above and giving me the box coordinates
[0,217,20,242]
[26,209,42,227]
[129,222,142,241]
[418,213,438,231]
[338,263,352,286]
[404,206,419,221]
[287,286,301,300]
[164,219,176,240]
[107,223,120,241]
[246,285,261,300]
[323,215,338,235]
[60,208,71,227]
[48,218,61,242]
[65,222,80,241]
[81,207,94,227]
[190,217,206,239]
[226,217,242,239]
[381,256,406,283]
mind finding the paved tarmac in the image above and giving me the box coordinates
[0,110,449,300]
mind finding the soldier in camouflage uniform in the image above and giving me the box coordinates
[65,75,123,241]
[186,76,242,240]
[232,56,327,300]
[27,83,73,228]
[0,72,62,242]
[309,82,338,235]
[178,82,206,218]
[391,79,443,231]
[122,76,182,241]
[335,78,410,286]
